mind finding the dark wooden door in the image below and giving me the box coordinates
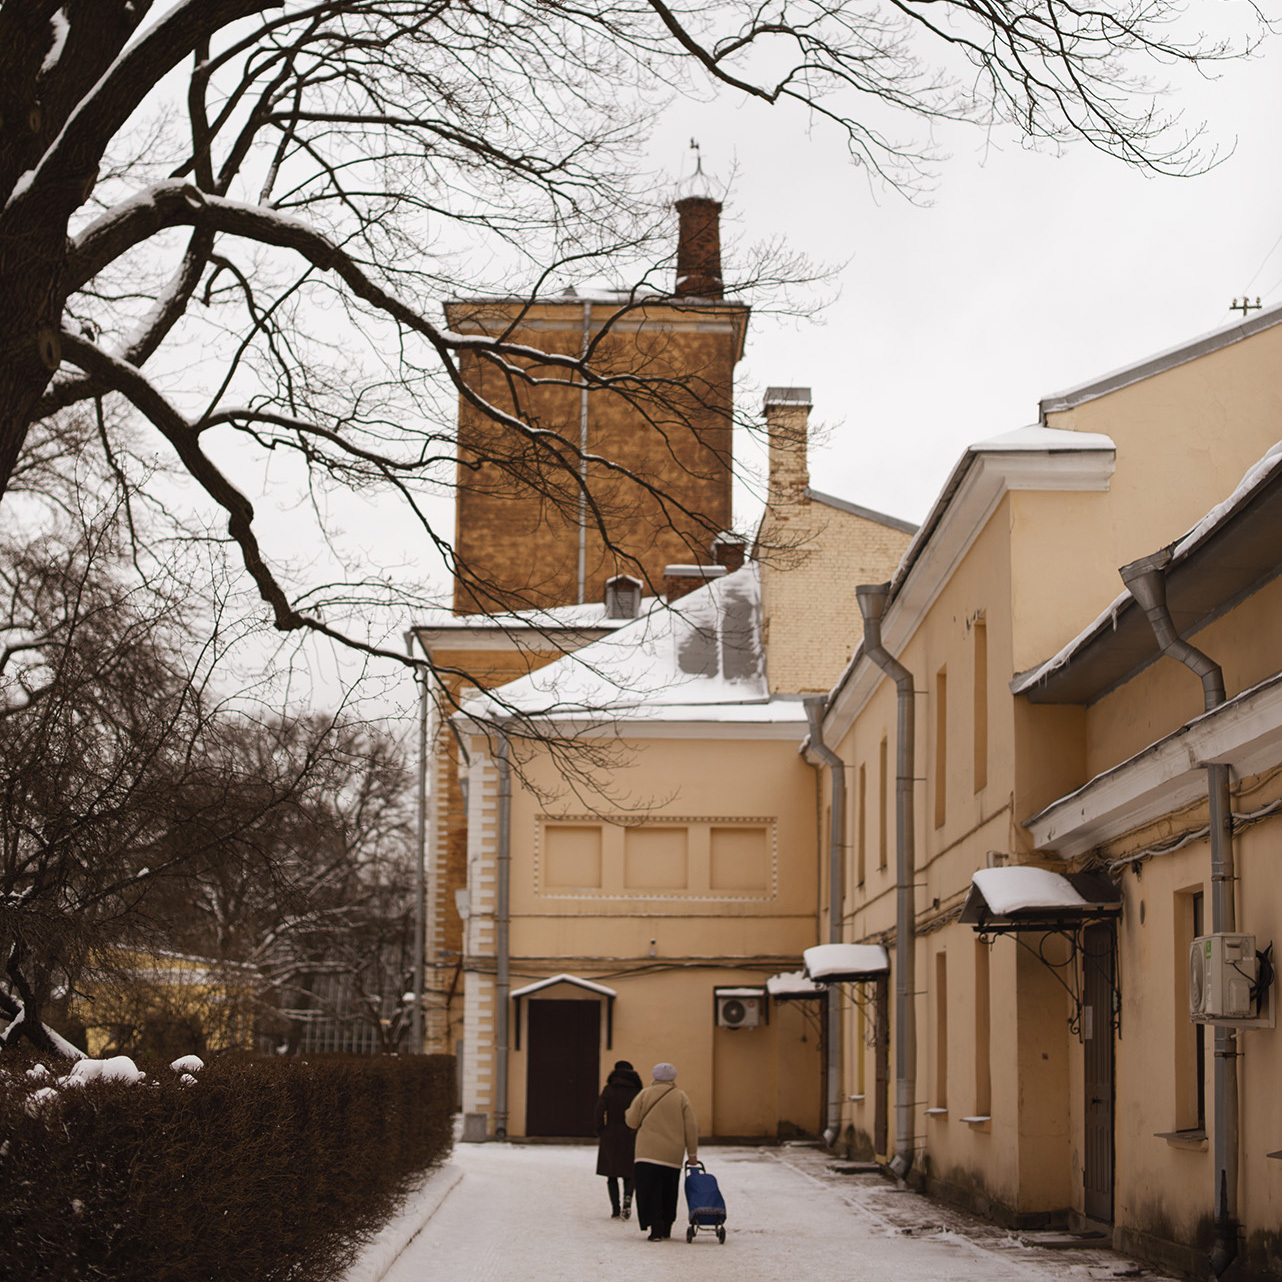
[526,1000,600,1137]
[1082,924,1115,1224]
[874,976,890,1157]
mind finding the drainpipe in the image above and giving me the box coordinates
[577,302,591,604]
[856,583,917,1183]
[1119,550,1237,1276]
[804,696,845,1149]
[404,631,427,1055]
[494,731,512,1139]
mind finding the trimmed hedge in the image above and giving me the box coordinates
[0,1051,456,1282]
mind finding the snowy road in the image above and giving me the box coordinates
[375,1142,1172,1282]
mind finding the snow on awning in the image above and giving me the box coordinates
[766,971,827,1001]
[510,974,618,1051]
[960,867,1122,933]
[803,944,890,983]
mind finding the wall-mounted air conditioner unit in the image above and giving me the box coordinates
[714,987,766,1029]
[1189,933,1257,1022]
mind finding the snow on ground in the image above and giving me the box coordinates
[367,1140,1174,1282]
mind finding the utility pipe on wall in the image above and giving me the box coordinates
[804,696,846,1149]
[494,731,513,1139]
[1119,550,1238,1276]
[404,631,427,1055]
[856,583,918,1182]
[577,302,592,604]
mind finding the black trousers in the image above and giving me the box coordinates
[633,1161,680,1234]
[605,1175,633,1212]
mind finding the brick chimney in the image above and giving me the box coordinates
[763,387,812,517]
[663,563,726,602]
[711,532,746,574]
[674,195,723,299]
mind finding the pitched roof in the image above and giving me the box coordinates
[459,563,802,724]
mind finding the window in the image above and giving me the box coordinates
[974,940,991,1117]
[1174,888,1206,1131]
[856,764,867,887]
[934,668,948,829]
[934,951,948,1109]
[973,616,988,793]
[878,737,889,871]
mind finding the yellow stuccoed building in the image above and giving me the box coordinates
[815,305,1282,1280]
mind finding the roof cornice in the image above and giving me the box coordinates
[1025,670,1282,859]
[1040,302,1282,418]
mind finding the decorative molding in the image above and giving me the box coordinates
[533,815,779,902]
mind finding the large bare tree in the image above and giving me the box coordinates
[0,0,1262,663]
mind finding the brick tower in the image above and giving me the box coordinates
[446,189,748,614]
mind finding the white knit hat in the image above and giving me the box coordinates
[652,1062,677,1081]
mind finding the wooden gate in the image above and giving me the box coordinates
[525,1000,600,1137]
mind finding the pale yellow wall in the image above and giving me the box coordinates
[1046,323,1282,576]
[473,730,822,1139]
[1084,574,1282,780]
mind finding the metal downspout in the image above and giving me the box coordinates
[577,302,591,604]
[494,732,512,1138]
[856,583,917,1182]
[1119,551,1237,1276]
[404,631,427,1054]
[805,697,846,1149]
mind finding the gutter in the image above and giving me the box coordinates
[804,697,845,1149]
[1118,550,1238,1276]
[855,583,918,1182]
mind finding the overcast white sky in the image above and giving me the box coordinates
[224,14,1282,714]
[642,26,1282,530]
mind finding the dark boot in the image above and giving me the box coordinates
[608,1181,621,1218]
[622,1190,632,1221]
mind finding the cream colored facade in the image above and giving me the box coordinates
[813,306,1282,1281]
[455,713,824,1140]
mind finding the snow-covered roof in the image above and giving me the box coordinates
[1013,438,1282,701]
[803,944,890,982]
[459,564,782,723]
[888,423,1115,599]
[509,974,618,1000]
[959,867,1122,930]
[766,971,827,999]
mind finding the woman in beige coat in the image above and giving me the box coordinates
[623,1062,698,1241]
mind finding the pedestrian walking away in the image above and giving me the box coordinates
[595,1058,643,1219]
[623,1061,698,1242]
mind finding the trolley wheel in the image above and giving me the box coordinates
[717,1226,726,1244]
[686,1226,695,1243]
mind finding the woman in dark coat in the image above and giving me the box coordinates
[594,1059,643,1218]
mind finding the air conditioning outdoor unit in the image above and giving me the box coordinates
[714,988,765,1029]
[1189,933,1257,1022]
